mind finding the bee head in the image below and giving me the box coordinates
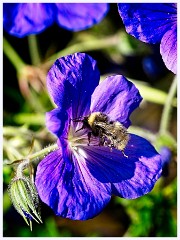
[87,112,103,127]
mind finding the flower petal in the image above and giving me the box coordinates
[118,3,177,44]
[47,53,100,119]
[70,133,162,200]
[111,134,162,198]
[35,148,111,220]
[54,3,109,31]
[159,147,172,177]
[46,108,69,138]
[160,26,177,74]
[3,3,54,37]
[75,134,161,199]
[90,75,142,128]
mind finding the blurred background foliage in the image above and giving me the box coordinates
[3,4,177,237]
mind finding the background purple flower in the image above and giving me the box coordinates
[3,3,109,37]
[160,147,172,177]
[35,53,162,220]
[118,3,177,74]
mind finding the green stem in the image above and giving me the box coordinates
[28,35,41,65]
[3,37,26,72]
[28,143,58,162]
[16,159,30,178]
[4,142,58,166]
[43,33,119,69]
[159,76,177,134]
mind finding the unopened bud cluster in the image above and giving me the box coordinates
[8,159,42,230]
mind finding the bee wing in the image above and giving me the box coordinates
[95,122,114,136]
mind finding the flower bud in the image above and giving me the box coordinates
[8,176,42,230]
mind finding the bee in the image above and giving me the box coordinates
[74,112,129,157]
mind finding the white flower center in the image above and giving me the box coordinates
[68,123,99,150]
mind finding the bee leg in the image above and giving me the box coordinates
[122,150,128,158]
[103,140,108,147]
[109,143,114,152]
[72,118,82,122]
[99,136,105,146]
[87,132,92,146]
[105,135,114,150]
[98,130,106,146]
[75,124,84,133]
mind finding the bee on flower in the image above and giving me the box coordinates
[35,53,162,220]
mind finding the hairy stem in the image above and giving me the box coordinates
[28,143,58,162]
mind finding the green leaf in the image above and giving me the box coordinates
[13,113,45,126]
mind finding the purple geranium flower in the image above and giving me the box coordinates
[35,53,162,220]
[3,3,109,37]
[118,3,177,74]
[160,147,172,177]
